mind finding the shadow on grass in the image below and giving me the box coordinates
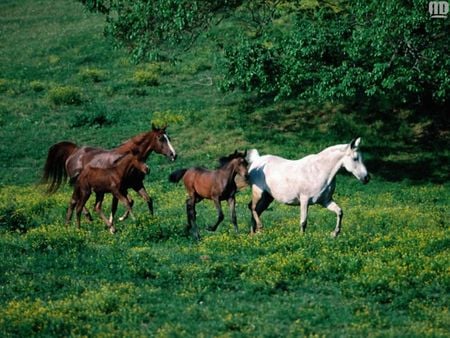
[365,146,449,184]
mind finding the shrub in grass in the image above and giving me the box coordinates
[151,110,185,127]
[0,204,37,233]
[0,78,8,93]
[133,69,159,86]
[69,110,115,128]
[79,67,107,82]
[29,80,46,92]
[47,86,84,105]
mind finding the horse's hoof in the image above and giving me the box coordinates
[206,227,217,232]
[110,227,117,234]
[330,231,339,238]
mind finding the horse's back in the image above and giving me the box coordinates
[184,167,229,199]
[66,147,121,178]
[248,154,319,204]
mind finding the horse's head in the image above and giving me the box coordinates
[342,138,370,184]
[235,156,249,179]
[219,150,249,179]
[151,124,177,161]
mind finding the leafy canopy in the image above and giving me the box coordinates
[79,0,449,113]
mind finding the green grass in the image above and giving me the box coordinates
[0,0,449,336]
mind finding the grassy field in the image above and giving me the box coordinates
[1,0,449,336]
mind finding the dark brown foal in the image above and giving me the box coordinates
[66,153,149,233]
[169,151,248,240]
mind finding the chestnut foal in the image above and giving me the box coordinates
[66,152,149,233]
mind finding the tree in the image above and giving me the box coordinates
[221,1,449,115]
[78,0,244,60]
[79,0,449,116]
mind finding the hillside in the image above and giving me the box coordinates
[0,0,448,336]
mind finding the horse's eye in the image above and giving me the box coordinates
[159,135,166,142]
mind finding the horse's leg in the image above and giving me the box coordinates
[228,197,238,233]
[116,191,136,222]
[136,186,153,217]
[324,200,343,238]
[207,198,224,232]
[75,191,91,230]
[186,195,200,241]
[250,185,263,233]
[65,193,77,226]
[118,193,134,221]
[110,196,118,224]
[300,196,309,233]
[250,188,273,234]
[94,193,112,229]
[94,193,117,234]
[82,206,93,222]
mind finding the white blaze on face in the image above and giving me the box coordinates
[164,134,176,159]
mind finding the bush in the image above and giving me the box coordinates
[79,68,107,82]
[29,80,46,92]
[132,69,159,86]
[47,86,84,105]
[0,78,8,93]
[0,204,37,233]
[70,110,115,128]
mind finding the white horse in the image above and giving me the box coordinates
[247,138,370,237]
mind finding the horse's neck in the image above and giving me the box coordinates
[115,132,154,160]
[313,145,347,185]
[220,161,239,184]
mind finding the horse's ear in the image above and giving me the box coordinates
[151,123,158,131]
[350,137,361,149]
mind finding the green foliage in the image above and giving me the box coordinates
[78,0,243,60]
[151,110,185,128]
[69,110,116,128]
[29,80,46,92]
[77,0,448,122]
[222,1,449,115]
[132,69,160,87]
[79,67,107,82]
[0,79,9,93]
[0,203,37,233]
[47,86,84,105]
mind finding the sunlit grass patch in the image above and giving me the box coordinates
[78,67,107,83]
[47,85,84,105]
[29,80,46,92]
[132,69,160,87]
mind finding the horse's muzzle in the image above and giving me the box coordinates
[169,153,177,161]
[361,174,370,184]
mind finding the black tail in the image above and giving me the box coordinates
[42,141,78,193]
[169,169,187,183]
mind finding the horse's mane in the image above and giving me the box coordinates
[116,131,150,150]
[217,151,247,169]
[318,144,347,155]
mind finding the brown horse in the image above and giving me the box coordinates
[42,124,176,219]
[169,151,248,240]
[66,152,149,233]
